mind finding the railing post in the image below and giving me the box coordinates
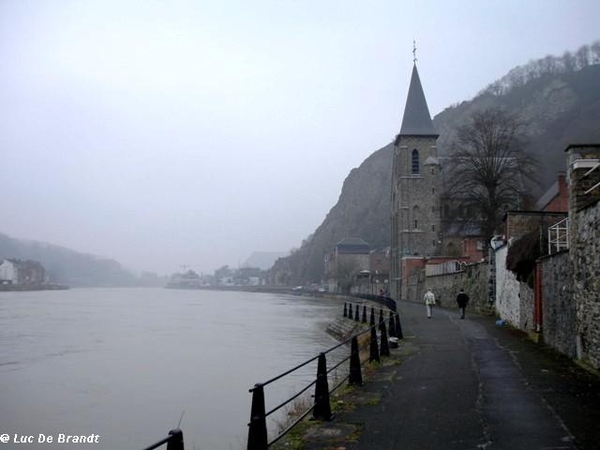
[313,353,333,421]
[379,308,384,323]
[348,303,353,320]
[343,303,347,317]
[369,326,380,363]
[354,305,360,321]
[348,336,363,386]
[362,305,367,323]
[395,313,403,340]
[247,384,268,450]
[166,429,184,450]
[388,311,397,338]
[370,307,375,326]
[379,321,390,357]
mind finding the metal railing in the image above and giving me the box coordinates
[246,303,403,450]
[548,216,569,254]
[352,293,397,311]
[142,429,184,450]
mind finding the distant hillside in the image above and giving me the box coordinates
[0,233,138,287]
[271,42,600,285]
[244,251,289,271]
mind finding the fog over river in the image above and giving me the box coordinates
[0,288,345,449]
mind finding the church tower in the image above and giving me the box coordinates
[390,62,441,300]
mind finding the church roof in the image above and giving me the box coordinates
[399,64,438,137]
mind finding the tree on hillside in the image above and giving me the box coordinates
[330,257,361,294]
[445,108,539,252]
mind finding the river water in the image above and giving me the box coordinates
[0,288,345,450]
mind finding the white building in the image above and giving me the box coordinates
[0,259,18,284]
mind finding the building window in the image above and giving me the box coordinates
[411,149,419,174]
[431,224,435,232]
[431,167,435,175]
[431,187,435,195]
[414,219,418,229]
[433,240,436,247]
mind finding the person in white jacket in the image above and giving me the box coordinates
[424,289,436,318]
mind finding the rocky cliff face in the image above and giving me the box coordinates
[271,64,600,285]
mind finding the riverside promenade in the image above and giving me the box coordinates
[297,299,600,450]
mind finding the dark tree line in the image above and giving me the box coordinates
[480,40,600,98]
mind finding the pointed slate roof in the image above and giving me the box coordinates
[399,64,438,137]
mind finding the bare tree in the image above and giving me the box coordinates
[445,108,539,251]
[330,257,361,294]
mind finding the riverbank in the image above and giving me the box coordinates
[0,283,69,292]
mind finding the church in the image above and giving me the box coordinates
[389,60,485,300]
[390,61,441,300]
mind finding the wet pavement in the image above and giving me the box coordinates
[295,300,600,450]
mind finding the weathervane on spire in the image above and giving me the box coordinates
[413,40,418,64]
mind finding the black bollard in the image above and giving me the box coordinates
[166,429,184,450]
[379,308,384,323]
[379,321,390,357]
[354,305,360,321]
[370,307,375,326]
[343,303,347,318]
[348,336,363,386]
[395,314,404,340]
[362,305,367,323]
[348,303,353,320]
[388,311,397,338]
[312,353,333,421]
[247,384,268,450]
[369,326,380,363]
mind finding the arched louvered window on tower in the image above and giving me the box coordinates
[411,149,419,175]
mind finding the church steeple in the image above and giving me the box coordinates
[398,64,438,138]
[390,56,441,302]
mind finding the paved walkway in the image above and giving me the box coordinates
[298,300,600,450]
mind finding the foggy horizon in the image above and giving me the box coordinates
[2,0,599,276]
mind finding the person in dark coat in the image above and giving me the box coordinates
[456,288,469,319]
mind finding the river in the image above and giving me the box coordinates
[0,288,345,449]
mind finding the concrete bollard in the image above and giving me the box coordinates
[388,311,397,338]
[312,353,333,421]
[247,384,268,450]
[369,326,380,363]
[166,429,184,450]
[395,314,404,340]
[379,321,390,357]
[348,336,363,386]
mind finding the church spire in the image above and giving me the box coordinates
[398,63,438,137]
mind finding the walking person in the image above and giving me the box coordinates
[424,289,436,318]
[456,288,469,319]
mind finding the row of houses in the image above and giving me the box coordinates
[323,232,485,297]
[0,258,47,285]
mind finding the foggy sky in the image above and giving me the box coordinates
[1,0,599,275]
